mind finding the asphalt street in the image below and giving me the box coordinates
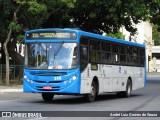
[0,74,160,120]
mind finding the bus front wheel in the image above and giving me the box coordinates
[84,81,96,102]
[42,93,54,102]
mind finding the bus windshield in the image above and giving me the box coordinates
[25,42,78,69]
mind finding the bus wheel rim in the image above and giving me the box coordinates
[128,85,131,95]
[90,86,95,96]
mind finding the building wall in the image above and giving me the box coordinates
[16,43,25,57]
[151,46,160,72]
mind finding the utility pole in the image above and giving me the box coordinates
[148,55,151,72]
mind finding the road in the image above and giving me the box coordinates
[0,75,160,120]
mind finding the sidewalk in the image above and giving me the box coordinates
[147,72,160,75]
[0,85,23,93]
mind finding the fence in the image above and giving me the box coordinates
[0,64,23,84]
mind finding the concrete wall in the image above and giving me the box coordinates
[151,46,160,72]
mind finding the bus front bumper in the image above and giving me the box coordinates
[23,78,80,94]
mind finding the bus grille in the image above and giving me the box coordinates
[34,80,46,83]
[30,72,67,76]
[34,80,62,84]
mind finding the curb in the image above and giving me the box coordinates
[0,89,23,93]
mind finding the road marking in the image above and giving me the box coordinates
[28,117,48,120]
[0,99,19,103]
[0,89,23,92]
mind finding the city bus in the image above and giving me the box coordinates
[23,28,146,102]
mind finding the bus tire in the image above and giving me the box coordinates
[125,79,132,97]
[84,81,96,102]
[42,93,54,102]
[116,79,132,98]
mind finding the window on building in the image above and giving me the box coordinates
[152,53,160,60]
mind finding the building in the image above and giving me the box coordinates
[0,42,25,64]
[151,46,160,72]
[16,43,25,57]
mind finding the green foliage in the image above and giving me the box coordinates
[0,0,160,65]
[148,0,160,31]
[1,0,160,41]
[105,31,125,39]
[70,0,154,34]
[153,25,160,45]
[16,0,27,5]
[60,0,76,8]
[28,0,47,14]
[16,34,24,43]
[9,22,21,32]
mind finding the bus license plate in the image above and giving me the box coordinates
[43,86,52,90]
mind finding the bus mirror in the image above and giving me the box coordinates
[91,64,98,70]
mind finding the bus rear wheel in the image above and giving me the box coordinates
[42,93,54,102]
[84,81,96,102]
[116,79,132,98]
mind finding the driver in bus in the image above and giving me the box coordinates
[72,47,78,68]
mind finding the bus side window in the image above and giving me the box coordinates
[112,44,119,64]
[80,46,88,72]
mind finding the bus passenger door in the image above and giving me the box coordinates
[80,46,90,93]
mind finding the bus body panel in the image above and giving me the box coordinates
[80,64,145,94]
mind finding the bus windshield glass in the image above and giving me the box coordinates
[25,42,78,69]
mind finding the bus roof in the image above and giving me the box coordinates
[26,28,145,48]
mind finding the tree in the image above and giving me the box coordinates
[148,0,160,31]
[0,0,160,85]
[69,0,151,34]
[148,0,160,45]
[153,25,160,45]
[0,0,76,85]
[0,0,47,86]
[105,30,125,39]
[3,4,21,86]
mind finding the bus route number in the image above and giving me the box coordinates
[54,76,62,80]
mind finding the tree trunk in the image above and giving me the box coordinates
[3,29,12,86]
[3,4,21,86]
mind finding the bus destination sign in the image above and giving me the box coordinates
[26,31,76,40]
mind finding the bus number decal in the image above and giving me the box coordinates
[54,77,62,80]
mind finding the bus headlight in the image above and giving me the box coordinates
[72,76,77,80]
[24,75,34,84]
[69,75,78,82]
[30,80,34,84]
[24,75,27,79]
[26,78,30,83]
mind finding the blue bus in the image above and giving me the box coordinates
[23,28,146,102]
